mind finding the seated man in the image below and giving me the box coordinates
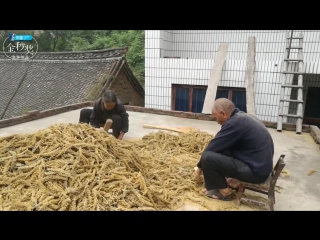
[78,90,129,140]
[195,98,274,201]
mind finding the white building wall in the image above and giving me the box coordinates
[160,30,173,57]
[145,30,160,58]
[145,30,320,123]
[168,30,320,61]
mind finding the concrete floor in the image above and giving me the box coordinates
[1,107,320,211]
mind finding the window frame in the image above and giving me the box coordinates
[172,84,207,112]
[216,87,246,102]
[171,84,246,112]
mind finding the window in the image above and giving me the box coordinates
[172,84,206,113]
[216,87,247,113]
[192,88,207,113]
[172,85,247,113]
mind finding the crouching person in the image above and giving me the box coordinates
[78,90,129,140]
[195,98,274,201]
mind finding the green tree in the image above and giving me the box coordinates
[70,30,145,86]
[36,30,74,52]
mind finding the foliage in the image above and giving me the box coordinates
[0,30,145,87]
[68,30,145,86]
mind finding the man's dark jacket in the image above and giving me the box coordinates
[197,108,274,177]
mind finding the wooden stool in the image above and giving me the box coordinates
[236,154,286,211]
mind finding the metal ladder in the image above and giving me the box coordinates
[277,31,304,134]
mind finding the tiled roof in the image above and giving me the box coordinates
[0,61,29,118]
[0,47,128,61]
[0,47,144,119]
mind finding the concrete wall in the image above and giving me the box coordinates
[145,30,320,123]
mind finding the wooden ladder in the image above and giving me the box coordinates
[277,31,304,134]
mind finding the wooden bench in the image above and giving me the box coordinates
[236,154,286,211]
